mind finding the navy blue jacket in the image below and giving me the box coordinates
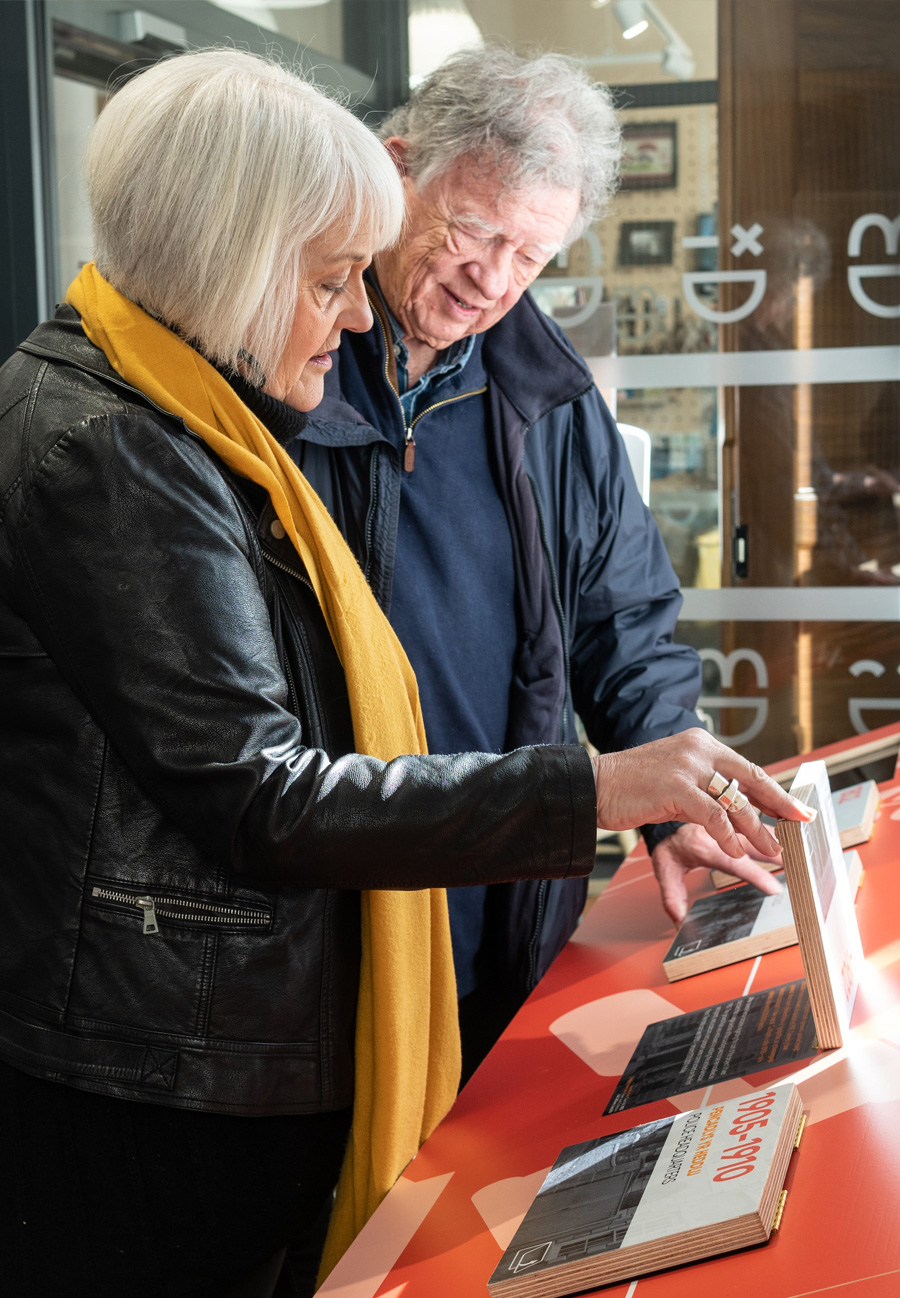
[294,288,703,995]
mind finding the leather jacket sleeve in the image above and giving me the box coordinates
[14,408,597,889]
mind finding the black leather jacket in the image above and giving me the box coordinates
[0,310,596,1115]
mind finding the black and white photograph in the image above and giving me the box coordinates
[618,220,676,267]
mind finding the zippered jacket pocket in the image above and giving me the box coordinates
[87,880,273,936]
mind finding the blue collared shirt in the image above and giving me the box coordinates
[372,282,477,419]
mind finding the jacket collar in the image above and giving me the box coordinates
[308,283,593,446]
[480,290,593,428]
[18,305,126,385]
[22,307,329,448]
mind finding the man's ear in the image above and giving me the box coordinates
[384,136,411,178]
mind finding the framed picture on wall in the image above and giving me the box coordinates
[620,121,678,189]
[618,220,676,267]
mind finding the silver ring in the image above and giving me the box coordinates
[730,789,750,813]
[717,778,741,811]
[708,771,729,798]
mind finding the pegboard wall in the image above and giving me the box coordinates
[568,100,719,437]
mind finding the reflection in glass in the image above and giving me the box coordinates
[53,76,104,300]
[207,1,344,59]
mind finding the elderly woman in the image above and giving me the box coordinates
[0,49,811,1298]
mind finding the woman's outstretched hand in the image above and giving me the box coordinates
[591,728,816,925]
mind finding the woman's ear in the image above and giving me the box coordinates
[383,136,410,178]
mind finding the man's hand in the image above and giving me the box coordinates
[650,822,783,926]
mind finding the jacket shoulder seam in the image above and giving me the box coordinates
[0,473,22,527]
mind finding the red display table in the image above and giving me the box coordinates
[319,723,900,1298]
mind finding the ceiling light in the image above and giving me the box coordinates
[209,0,330,15]
[409,0,483,88]
[613,0,649,39]
[608,0,695,79]
[661,43,695,79]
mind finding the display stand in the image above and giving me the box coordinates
[317,721,900,1298]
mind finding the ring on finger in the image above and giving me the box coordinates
[716,778,741,812]
[707,771,729,798]
[729,789,750,813]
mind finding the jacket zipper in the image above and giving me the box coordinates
[363,452,379,587]
[527,479,572,746]
[281,642,301,719]
[366,289,486,472]
[90,886,271,936]
[521,482,568,986]
[518,379,592,746]
[520,388,592,991]
[526,881,549,992]
[260,544,313,591]
[404,387,489,472]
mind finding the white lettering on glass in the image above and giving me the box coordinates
[847,658,900,734]
[681,221,767,323]
[846,214,900,319]
[698,648,769,747]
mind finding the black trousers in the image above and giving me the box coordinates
[0,1058,351,1298]
[457,982,524,1089]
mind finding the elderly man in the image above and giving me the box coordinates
[293,46,780,1079]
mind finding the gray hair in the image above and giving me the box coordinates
[380,45,621,243]
[84,49,404,377]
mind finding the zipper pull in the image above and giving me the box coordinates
[136,895,159,935]
[404,435,416,473]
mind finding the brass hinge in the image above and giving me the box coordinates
[771,1189,789,1232]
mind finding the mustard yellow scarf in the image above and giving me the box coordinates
[66,264,460,1278]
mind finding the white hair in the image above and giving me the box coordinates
[84,48,404,376]
[379,45,621,244]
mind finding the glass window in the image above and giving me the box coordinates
[53,75,105,300]
[49,0,358,303]
[47,0,900,766]
[443,0,900,764]
[206,1,344,61]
